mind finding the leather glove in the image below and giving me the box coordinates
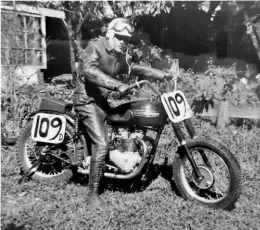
[163,72,173,81]
[116,83,129,94]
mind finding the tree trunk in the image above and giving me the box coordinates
[244,12,260,61]
[66,18,77,88]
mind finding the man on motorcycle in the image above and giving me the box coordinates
[74,18,172,208]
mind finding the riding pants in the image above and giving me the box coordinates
[75,103,109,162]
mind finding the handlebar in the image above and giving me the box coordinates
[117,80,161,98]
[118,59,180,98]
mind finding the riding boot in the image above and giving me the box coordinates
[86,160,106,208]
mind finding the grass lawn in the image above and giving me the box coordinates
[1,120,260,230]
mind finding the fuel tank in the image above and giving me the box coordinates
[109,100,168,129]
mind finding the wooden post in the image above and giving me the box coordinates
[37,69,45,89]
[216,100,229,128]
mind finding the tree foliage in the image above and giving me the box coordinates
[36,0,259,103]
[35,1,259,62]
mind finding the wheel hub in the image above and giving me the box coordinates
[192,165,214,189]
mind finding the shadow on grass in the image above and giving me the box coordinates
[159,164,182,197]
[70,163,182,196]
[17,162,182,197]
[3,223,26,230]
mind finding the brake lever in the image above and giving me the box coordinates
[118,89,132,99]
[114,82,138,99]
[112,90,131,100]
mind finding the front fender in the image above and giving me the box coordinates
[28,110,75,127]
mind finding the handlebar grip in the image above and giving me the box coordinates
[118,82,138,98]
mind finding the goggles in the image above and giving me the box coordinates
[114,34,131,43]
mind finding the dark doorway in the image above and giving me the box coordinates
[43,17,71,82]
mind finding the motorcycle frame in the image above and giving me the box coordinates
[27,93,202,180]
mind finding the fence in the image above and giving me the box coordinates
[188,99,260,128]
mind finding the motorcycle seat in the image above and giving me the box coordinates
[39,97,73,114]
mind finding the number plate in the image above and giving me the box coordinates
[31,113,66,144]
[161,90,192,123]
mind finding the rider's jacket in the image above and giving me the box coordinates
[74,37,165,107]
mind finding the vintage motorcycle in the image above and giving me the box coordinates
[18,72,242,210]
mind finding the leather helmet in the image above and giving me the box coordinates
[106,18,134,38]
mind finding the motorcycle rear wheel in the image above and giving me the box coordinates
[18,120,79,182]
[172,138,242,210]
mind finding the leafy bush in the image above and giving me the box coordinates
[1,83,73,140]
[128,30,259,107]
[2,29,259,139]
[177,62,259,107]
[1,85,41,139]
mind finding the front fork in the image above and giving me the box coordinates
[172,119,203,181]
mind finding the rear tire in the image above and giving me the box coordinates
[172,138,242,210]
[18,121,77,182]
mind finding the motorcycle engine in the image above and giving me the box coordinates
[108,127,144,173]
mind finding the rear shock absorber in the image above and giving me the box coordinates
[71,113,79,166]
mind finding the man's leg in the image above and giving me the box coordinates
[76,103,108,208]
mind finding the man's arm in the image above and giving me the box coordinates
[79,43,123,90]
[129,63,171,80]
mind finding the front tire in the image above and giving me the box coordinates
[172,138,242,210]
[18,121,78,182]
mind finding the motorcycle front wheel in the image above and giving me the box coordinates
[18,120,83,182]
[172,138,242,210]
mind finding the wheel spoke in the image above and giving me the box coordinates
[210,185,225,198]
[50,164,58,175]
[23,127,76,178]
[198,149,212,168]
[49,153,71,164]
[180,146,231,203]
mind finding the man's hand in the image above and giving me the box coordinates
[164,72,173,81]
[117,83,129,94]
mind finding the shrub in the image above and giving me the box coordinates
[128,31,259,107]
[2,30,259,139]
[1,83,73,140]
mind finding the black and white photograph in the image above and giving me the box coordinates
[1,0,260,229]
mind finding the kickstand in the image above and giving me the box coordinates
[18,154,46,184]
